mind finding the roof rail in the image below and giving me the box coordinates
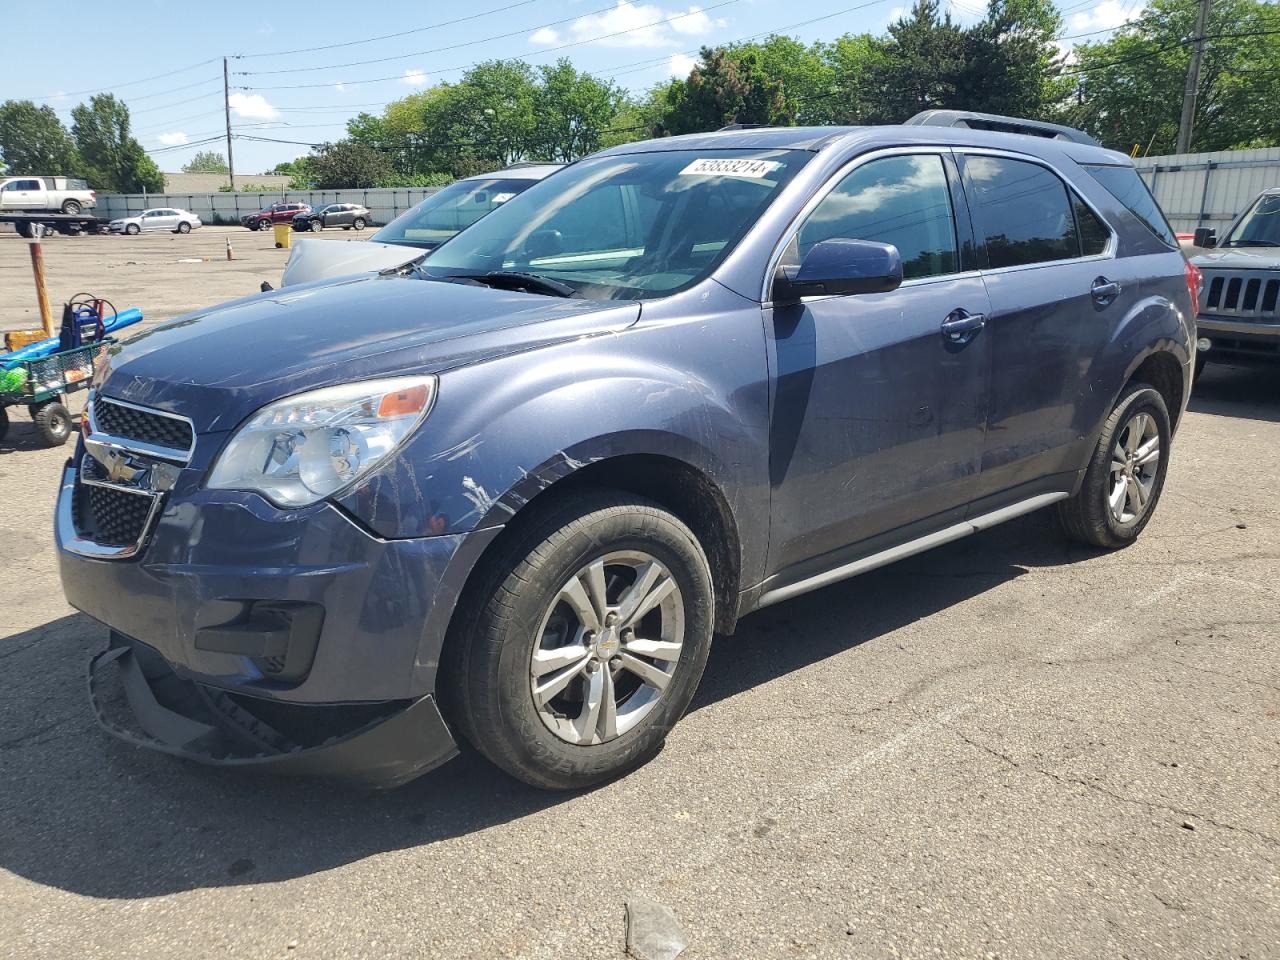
[905,110,1100,147]
[716,122,775,132]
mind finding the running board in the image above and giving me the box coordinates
[755,492,1068,609]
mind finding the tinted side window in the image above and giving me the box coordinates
[1074,197,1109,256]
[1082,163,1177,248]
[966,156,1077,268]
[797,154,958,280]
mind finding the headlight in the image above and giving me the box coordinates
[207,375,437,507]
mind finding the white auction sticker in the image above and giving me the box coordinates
[679,158,783,179]
[492,192,516,203]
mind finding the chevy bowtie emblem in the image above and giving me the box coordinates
[83,438,179,493]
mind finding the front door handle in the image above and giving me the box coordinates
[1091,277,1120,304]
[941,310,986,343]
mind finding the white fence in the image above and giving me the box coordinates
[1134,147,1280,234]
[92,187,443,226]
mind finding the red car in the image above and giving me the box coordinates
[240,202,311,231]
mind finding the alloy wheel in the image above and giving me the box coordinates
[1108,411,1160,523]
[529,551,684,746]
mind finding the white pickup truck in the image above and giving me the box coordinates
[0,176,97,214]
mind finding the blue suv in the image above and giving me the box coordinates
[59,111,1196,789]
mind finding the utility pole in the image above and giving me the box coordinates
[1176,0,1212,154]
[222,58,235,192]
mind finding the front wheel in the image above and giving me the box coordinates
[444,492,714,790]
[310,219,323,232]
[1058,382,1171,549]
[125,223,139,236]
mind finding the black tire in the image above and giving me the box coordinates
[352,217,366,231]
[1058,382,1171,549]
[61,199,81,215]
[0,406,8,443]
[444,491,714,790]
[255,219,268,231]
[1193,352,1208,383]
[126,223,139,236]
[13,221,32,239]
[32,401,72,447]
[177,221,191,234]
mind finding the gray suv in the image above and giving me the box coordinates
[1190,187,1280,374]
[59,112,1195,790]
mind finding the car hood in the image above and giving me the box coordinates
[99,274,640,433]
[281,238,423,287]
[1191,246,1280,270]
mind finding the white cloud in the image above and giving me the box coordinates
[668,52,698,76]
[400,68,428,87]
[529,26,561,45]
[1068,0,1144,34]
[569,1,725,49]
[228,92,279,120]
[887,6,908,21]
[156,132,188,146]
[333,82,346,92]
[670,5,727,35]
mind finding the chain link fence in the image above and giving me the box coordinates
[92,187,444,226]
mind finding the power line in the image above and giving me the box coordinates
[234,0,538,58]
[14,58,222,103]
[238,0,741,90]
[237,0,629,75]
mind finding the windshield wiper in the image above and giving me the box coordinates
[1223,240,1277,247]
[469,271,576,298]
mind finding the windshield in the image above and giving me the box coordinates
[1222,194,1280,247]
[422,149,811,300]
[372,178,534,250]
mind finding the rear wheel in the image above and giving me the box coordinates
[177,221,191,234]
[1058,382,1171,549]
[32,400,72,447]
[352,217,366,231]
[61,199,81,215]
[445,492,714,790]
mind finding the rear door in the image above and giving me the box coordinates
[958,150,1127,501]
[764,149,993,576]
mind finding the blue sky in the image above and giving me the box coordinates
[1,0,1139,174]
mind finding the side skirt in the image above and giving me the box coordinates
[753,492,1067,610]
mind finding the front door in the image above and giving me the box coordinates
[765,150,992,578]
[1,178,43,210]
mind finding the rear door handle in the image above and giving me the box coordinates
[1091,277,1120,304]
[941,310,986,342]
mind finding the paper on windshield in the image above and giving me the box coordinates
[679,158,783,180]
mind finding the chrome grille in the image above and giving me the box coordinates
[1200,271,1280,321]
[92,395,194,455]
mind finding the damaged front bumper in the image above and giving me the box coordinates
[89,634,458,788]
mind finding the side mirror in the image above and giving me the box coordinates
[1193,227,1217,248]
[773,239,903,303]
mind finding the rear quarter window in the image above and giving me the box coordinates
[1082,164,1178,248]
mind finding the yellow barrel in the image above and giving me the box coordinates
[273,223,293,250]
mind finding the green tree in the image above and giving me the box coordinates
[659,46,793,135]
[959,0,1065,118]
[1062,0,1280,153]
[530,60,625,162]
[181,150,229,174]
[307,139,392,188]
[862,0,967,122]
[70,94,163,192]
[0,100,81,175]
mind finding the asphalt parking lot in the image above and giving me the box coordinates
[0,228,1276,960]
